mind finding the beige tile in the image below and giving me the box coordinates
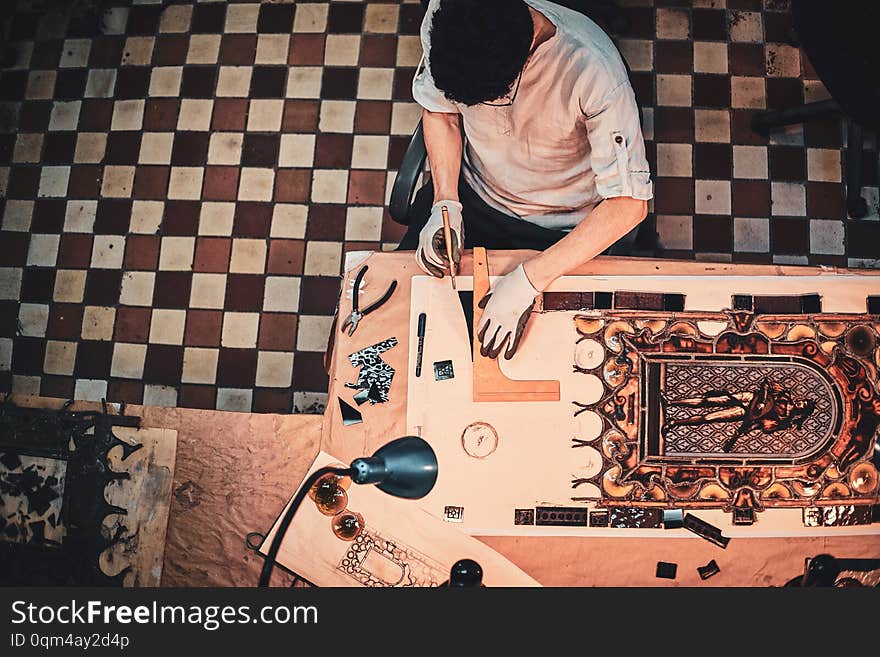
[186,34,221,64]
[216,388,252,412]
[304,240,342,276]
[143,385,177,408]
[149,308,186,344]
[390,102,421,135]
[75,132,107,163]
[12,375,41,396]
[130,201,164,234]
[695,179,731,215]
[810,219,845,255]
[111,99,145,131]
[3,201,33,231]
[74,379,108,402]
[656,215,693,250]
[101,166,135,198]
[733,217,769,252]
[149,66,182,97]
[771,182,806,216]
[728,11,763,42]
[18,303,49,337]
[158,236,195,270]
[286,67,323,99]
[0,167,7,198]
[270,204,308,239]
[807,148,841,183]
[198,202,235,236]
[91,235,125,269]
[139,132,173,165]
[64,200,97,232]
[0,268,23,301]
[396,35,422,66]
[81,306,116,341]
[296,315,333,351]
[351,135,389,169]
[182,348,219,384]
[656,75,691,107]
[119,272,155,306]
[111,343,147,379]
[238,168,275,202]
[263,276,301,312]
[278,134,315,167]
[159,4,192,33]
[168,167,204,200]
[38,166,69,197]
[85,69,116,98]
[13,133,43,162]
[225,4,259,33]
[765,43,800,77]
[216,66,252,97]
[256,34,290,64]
[255,351,294,388]
[656,7,690,39]
[53,270,86,303]
[318,100,356,133]
[733,145,768,179]
[207,132,243,165]
[27,234,60,266]
[26,70,56,99]
[293,3,328,32]
[324,35,361,66]
[44,340,77,375]
[731,76,765,109]
[694,42,728,74]
[229,238,267,274]
[656,143,692,177]
[618,39,653,72]
[695,109,730,143]
[121,37,154,66]
[177,99,213,131]
[357,68,394,100]
[221,312,260,348]
[345,206,383,241]
[803,80,831,104]
[365,3,399,33]
[0,338,10,371]
[247,99,284,131]
[311,170,348,204]
[49,101,81,131]
[190,273,227,309]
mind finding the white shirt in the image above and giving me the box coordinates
[413,0,653,230]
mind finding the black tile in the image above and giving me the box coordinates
[161,200,201,236]
[31,199,66,233]
[692,8,727,40]
[321,68,358,100]
[94,199,133,235]
[233,202,272,237]
[40,375,74,400]
[20,268,56,304]
[75,341,113,380]
[104,131,143,166]
[216,348,257,387]
[10,13,40,40]
[732,180,771,216]
[771,217,809,255]
[764,11,795,43]
[77,99,113,131]
[693,215,732,252]
[152,271,193,309]
[0,71,27,101]
[729,43,764,76]
[300,277,342,315]
[653,107,694,143]
[42,132,78,164]
[399,3,425,35]
[12,337,47,376]
[7,167,40,199]
[114,67,151,100]
[693,74,731,108]
[84,270,122,306]
[30,40,63,69]
[180,66,217,99]
[327,3,364,33]
[257,3,296,33]
[0,301,19,337]
[225,274,265,312]
[655,41,693,75]
[143,344,184,385]
[766,77,803,111]
[126,5,162,35]
[53,69,88,100]
[768,145,806,181]
[47,304,83,340]
[249,66,287,99]
[242,133,280,167]
[291,351,328,392]
[171,131,210,166]
[18,101,50,131]
[694,143,732,179]
[89,36,124,67]
[0,134,14,165]
[847,220,880,258]
[191,3,227,34]
[154,35,189,66]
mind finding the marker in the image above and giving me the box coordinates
[415,312,427,377]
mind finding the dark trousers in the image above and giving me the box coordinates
[396,180,570,251]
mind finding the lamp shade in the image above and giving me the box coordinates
[448,559,483,587]
[350,436,438,499]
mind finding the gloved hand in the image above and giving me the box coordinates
[477,263,539,360]
[415,200,464,278]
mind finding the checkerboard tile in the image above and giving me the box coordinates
[0,0,876,413]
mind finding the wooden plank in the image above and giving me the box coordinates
[471,247,560,403]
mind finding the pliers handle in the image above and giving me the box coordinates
[340,265,398,336]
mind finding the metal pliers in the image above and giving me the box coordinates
[340,265,398,336]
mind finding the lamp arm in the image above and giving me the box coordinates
[258,465,353,587]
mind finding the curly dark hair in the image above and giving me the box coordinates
[428,0,534,106]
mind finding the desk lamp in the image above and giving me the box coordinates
[258,436,438,587]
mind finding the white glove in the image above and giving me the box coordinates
[415,200,464,278]
[477,263,539,360]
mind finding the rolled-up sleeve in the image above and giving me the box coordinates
[584,83,653,201]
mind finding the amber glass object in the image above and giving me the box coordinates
[332,510,365,541]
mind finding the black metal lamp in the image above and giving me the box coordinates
[258,436,438,587]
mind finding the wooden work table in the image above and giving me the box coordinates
[12,252,879,586]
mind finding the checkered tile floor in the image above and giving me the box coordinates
[0,0,877,414]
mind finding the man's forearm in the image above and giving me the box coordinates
[422,108,463,202]
[523,197,648,290]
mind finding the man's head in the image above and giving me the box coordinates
[428,0,535,106]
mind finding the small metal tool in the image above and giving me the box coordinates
[441,204,457,290]
[415,312,426,377]
[340,265,398,337]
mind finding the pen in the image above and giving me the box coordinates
[415,312,426,377]
[441,205,457,290]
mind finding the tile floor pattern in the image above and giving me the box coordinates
[0,0,878,414]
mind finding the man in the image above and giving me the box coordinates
[400,0,653,360]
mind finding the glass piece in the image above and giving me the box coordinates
[332,510,364,541]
